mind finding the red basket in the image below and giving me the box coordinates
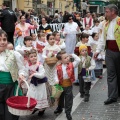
[6,96,37,110]
[6,80,37,116]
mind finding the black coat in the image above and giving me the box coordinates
[0,8,17,32]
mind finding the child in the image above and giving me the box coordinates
[31,33,37,47]
[89,33,105,79]
[0,29,26,120]
[42,34,61,86]
[27,49,49,116]
[91,19,100,33]
[15,36,33,56]
[82,24,93,35]
[54,50,80,120]
[52,31,66,50]
[36,33,48,63]
[78,44,96,102]
[7,42,14,50]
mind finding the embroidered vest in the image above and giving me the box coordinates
[5,50,19,82]
[78,55,91,74]
[104,17,120,50]
[57,62,75,84]
[84,17,92,27]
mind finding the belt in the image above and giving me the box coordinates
[106,40,119,52]
[61,79,72,87]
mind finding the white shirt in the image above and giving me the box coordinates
[107,17,117,40]
[96,17,118,53]
[55,54,80,82]
[0,51,26,76]
[83,17,94,29]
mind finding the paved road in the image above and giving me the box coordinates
[19,69,120,120]
[72,71,120,120]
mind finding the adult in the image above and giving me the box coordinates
[14,15,37,48]
[0,29,26,120]
[0,2,17,45]
[63,14,80,54]
[81,0,88,17]
[94,4,120,105]
[83,12,94,29]
[39,17,52,33]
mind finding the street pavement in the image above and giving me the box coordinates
[19,69,120,120]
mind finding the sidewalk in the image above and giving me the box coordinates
[72,71,120,120]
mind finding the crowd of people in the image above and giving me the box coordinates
[0,2,120,120]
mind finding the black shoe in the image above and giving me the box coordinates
[32,109,38,114]
[66,114,72,120]
[104,98,117,105]
[84,95,89,102]
[54,108,63,114]
[80,94,84,98]
[38,110,45,116]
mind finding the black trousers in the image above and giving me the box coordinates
[58,86,73,115]
[0,84,19,120]
[6,32,14,45]
[105,49,120,100]
[78,75,91,96]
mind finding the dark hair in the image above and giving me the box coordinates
[46,34,54,41]
[67,14,73,21]
[25,13,30,19]
[37,33,45,38]
[0,30,8,39]
[94,19,100,23]
[20,15,25,19]
[24,36,33,45]
[2,2,9,7]
[105,4,118,15]
[52,31,59,36]
[91,32,98,38]
[56,50,66,60]
[81,33,89,40]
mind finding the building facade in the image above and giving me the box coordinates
[0,0,75,14]
[88,0,109,13]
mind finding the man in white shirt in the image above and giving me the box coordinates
[94,4,120,105]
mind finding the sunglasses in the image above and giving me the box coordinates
[68,18,73,20]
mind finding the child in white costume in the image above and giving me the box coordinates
[52,31,66,50]
[42,34,61,85]
[89,33,105,79]
[35,33,48,63]
[27,49,49,115]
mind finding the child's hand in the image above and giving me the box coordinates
[29,73,35,79]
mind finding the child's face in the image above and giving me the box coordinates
[48,35,55,46]
[25,40,32,47]
[82,37,89,43]
[80,48,88,56]
[55,33,60,40]
[61,53,70,64]
[85,25,90,30]
[32,34,36,41]
[7,44,14,50]
[39,36,46,42]
[28,53,37,64]
[94,34,99,41]
[95,22,99,26]
[0,34,8,52]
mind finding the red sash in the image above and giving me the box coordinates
[36,42,45,53]
[84,17,92,27]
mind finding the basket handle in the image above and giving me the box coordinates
[16,79,30,108]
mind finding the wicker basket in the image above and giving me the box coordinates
[45,57,58,65]
[6,80,37,116]
[51,84,63,99]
